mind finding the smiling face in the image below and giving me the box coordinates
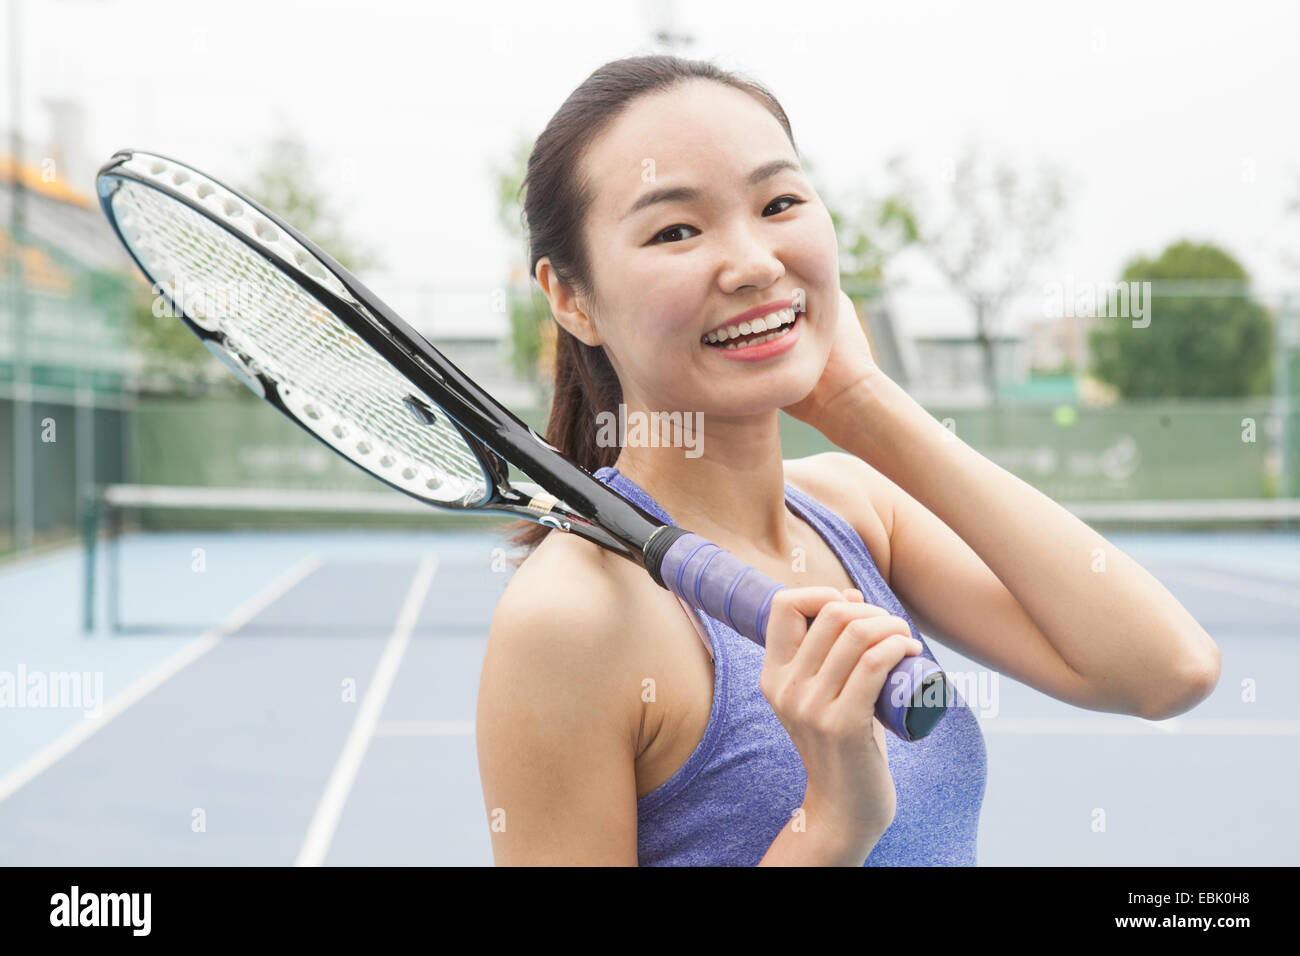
[557,79,840,420]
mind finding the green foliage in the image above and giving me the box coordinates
[493,135,554,383]
[508,292,545,379]
[1031,358,1078,377]
[126,284,214,389]
[1088,240,1274,398]
[830,188,919,288]
[493,137,533,246]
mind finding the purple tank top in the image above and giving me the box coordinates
[594,465,987,866]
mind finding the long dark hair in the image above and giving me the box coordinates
[503,55,798,563]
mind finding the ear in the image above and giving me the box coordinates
[535,257,603,347]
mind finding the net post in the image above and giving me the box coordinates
[108,493,122,635]
[82,487,100,635]
[1278,293,1295,512]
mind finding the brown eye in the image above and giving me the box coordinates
[765,196,804,215]
[653,224,699,244]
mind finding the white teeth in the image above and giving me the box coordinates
[703,307,797,345]
[720,322,795,350]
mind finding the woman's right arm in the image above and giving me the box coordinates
[476,549,641,866]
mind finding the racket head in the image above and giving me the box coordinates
[96,149,499,510]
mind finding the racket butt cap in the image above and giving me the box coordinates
[901,673,951,740]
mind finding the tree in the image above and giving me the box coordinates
[1088,240,1273,398]
[827,179,918,285]
[493,135,556,394]
[127,133,375,394]
[888,145,1068,404]
[125,281,216,393]
[240,133,376,274]
[815,163,918,385]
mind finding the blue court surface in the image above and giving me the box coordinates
[1,527,1297,865]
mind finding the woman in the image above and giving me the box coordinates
[475,54,1221,866]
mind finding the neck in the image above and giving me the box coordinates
[612,404,795,560]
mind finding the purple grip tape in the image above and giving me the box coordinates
[657,532,948,741]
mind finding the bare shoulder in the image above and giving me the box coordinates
[476,530,645,864]
[783,451,898,584]
[503,527,630,610]
[480,529,644,731]
[488,530,642,672]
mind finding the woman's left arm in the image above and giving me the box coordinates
[785,291,1220,721]
[830,374,1221,722]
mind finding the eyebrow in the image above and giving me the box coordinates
[620,158,803,223]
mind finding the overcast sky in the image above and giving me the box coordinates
[10,0,1300,333]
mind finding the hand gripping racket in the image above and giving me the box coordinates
[95,148,949,741]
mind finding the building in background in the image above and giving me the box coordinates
[905,332,1030,407]
[857,296,919,395]
[0,155,137,396]
[1023,308,1121,406]
[1,106,138,555]
[881,297,1121,408]
[2,100,136,395]
[1026,310,1095,374]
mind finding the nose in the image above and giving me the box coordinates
[715,222,785,295]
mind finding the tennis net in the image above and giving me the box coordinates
[81,483,532,633]
[81,483,1300,635]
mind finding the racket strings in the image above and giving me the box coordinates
[112,181,488,507]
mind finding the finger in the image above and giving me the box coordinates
[813,614,914,700]
[836,633,923,711]
[763,586,851,667]
[789,600,894,682]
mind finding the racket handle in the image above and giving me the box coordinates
[649,530,949,742]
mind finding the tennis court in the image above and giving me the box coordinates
[2,519,506,866]
[1,492,1297,865]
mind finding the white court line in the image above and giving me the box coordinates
[1158,567,1300,608]
[295,555,438,868]
[374,719,475,736]
[978,717,1300,735]
[0,554,325,806]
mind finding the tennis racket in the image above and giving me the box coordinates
[95,148,949,742]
